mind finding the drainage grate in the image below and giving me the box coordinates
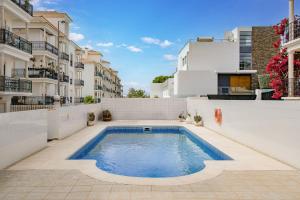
[143,127,152,132]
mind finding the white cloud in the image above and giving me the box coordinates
[141,37,173,48]
[160,40,173,48]
[127,46,142,53]
[163,54,177,61]
[32,0,59,10]
[69,32,85,42]
[97,42,114,47]
[116,43,127,48]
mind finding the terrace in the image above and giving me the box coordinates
[0,98,299,200]
[0,76,32,93]
[10,0,33,16]
[32,41,58,56]
[0,29,32,54]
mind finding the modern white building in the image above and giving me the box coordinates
[0,0,33,112]
[151,26,279,98]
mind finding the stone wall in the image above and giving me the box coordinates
[252,26,279,89]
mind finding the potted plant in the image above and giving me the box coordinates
[178,112,186,122]
[185,113,193,124]
[103,110,112,121]
[87,112,95,126]
[194,113,203,127]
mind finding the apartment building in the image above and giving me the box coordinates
[0,0,33,112]
[82,49,122,103]
[151,26,278,98]
[10,11,86,107]
[283,0,300,98]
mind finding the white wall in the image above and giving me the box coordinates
[187,98,300,169]
[178,40,239,72]
[47,104,102,139]
[82,63,95,97]
[101,98,186,120]
[174,70,218,97]
[150,83,163,98]
[0,110,47,169]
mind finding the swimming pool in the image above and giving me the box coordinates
[69,126,232,178]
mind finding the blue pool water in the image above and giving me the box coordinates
[69,126,231,178]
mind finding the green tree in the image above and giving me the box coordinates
[127,88,149,98]
[83,96,95,104]
[152,75,174,83]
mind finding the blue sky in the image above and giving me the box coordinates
[32,0,300,94]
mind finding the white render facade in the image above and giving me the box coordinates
[150,78,174,98]
[151,27,257,98]
[82,49,122,103]
[0,0,34,112]
[0,6,122,112]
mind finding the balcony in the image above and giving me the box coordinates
[75,79,84,86]
[60,52,69,61]
[11,96,54,105]
[75,62,84,70]
[94,85,102,90]
[0,76,32,93]
[0,29,32,54]
[60,74,69,83]
[283,17,300,44]
[74,97,84,104]
[11,0,33,16]
[28,68,58,80]
[95,71,103,77]
[32,41,58,56]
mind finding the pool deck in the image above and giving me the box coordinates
[1,120,300,199]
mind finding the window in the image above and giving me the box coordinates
[70,54,73,67]
[239,31,252,70]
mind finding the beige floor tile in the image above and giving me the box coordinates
[3,192,27,200]
[24,192,49,200]
[92,185,112,192]
[131,192,152,200]
[109,192,130,200]
[65,191,89,200]
[44,192,69,200]
[51,186,73,193]
[151,192,173,200]
[130,185,151,192]
[88,192,110,200]
[72,185,92,192]
[111,185,131,192]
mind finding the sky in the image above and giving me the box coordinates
[31,0,300,94]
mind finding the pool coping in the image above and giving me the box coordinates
[8,120,295,186]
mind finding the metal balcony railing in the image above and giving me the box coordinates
[0,76,32,93]
[11,96,54,105]
[75,79,84,86]
[0,29,32,54]
[74,97,84,104]
[60,52,69,61]
[32,41,58,55]
[28,68,58,80]
[60,74,69,83]
[75,62,84,69]
[11,0,33,16]
[283,17,300,44]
